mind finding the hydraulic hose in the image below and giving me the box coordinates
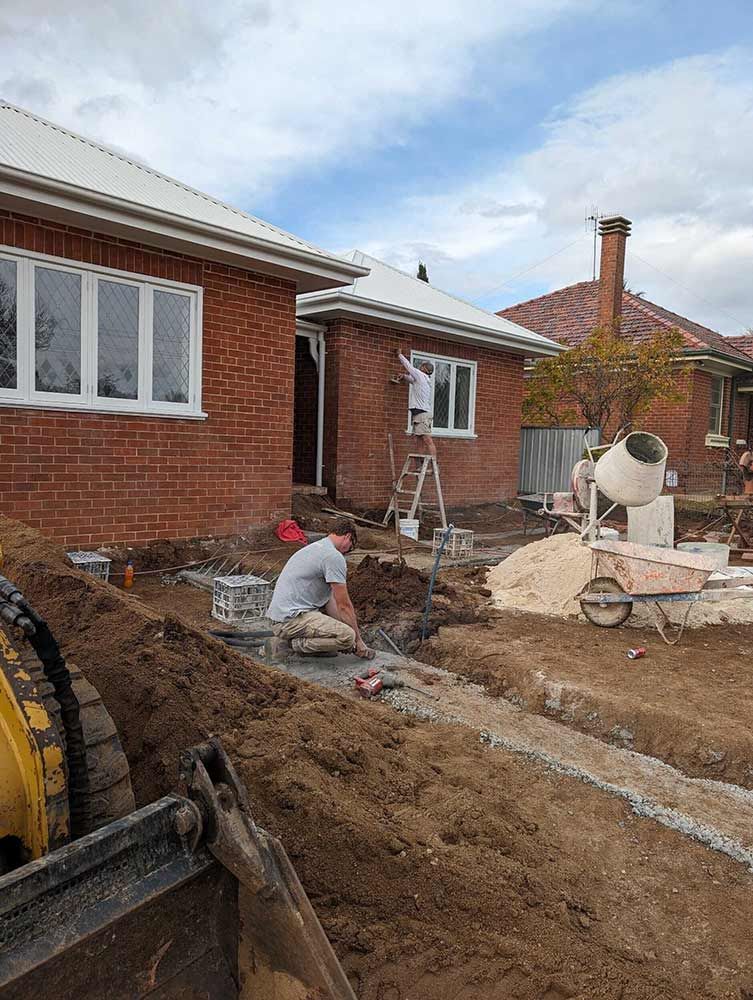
[0,574,91,838]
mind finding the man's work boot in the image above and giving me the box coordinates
[263,636,291,663]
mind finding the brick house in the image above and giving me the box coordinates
[0,102,367,546]
[498,216,753,494]
[295,251,560,510]
[0,103,558,546]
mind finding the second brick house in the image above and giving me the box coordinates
[498,216,753,495]
[295,251,560,510]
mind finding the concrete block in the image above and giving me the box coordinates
[627,495,675,547]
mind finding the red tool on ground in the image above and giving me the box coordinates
[354,669,437,700]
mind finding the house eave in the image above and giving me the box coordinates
[297,291,562,358]
[0,164,369,293]
[682,351,753,374]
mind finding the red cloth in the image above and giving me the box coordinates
[275,519,308,545]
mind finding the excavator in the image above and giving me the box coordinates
[0,564,356,1000]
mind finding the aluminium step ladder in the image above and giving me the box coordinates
[383,453,447,529]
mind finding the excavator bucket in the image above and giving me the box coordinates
[0,740,355,1000]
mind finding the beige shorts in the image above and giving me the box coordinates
[412,412,433,436]
[274,610,355,655]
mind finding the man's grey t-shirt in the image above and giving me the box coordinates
[267,537,348,622]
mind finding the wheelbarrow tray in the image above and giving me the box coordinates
[589,539,719,595]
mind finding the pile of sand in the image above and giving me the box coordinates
[487,534,591,618]
[486,532,753,628]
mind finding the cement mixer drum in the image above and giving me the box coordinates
[594,432,668,508]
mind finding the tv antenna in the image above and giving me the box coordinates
[585,206,605,281]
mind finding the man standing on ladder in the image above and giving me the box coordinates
[394,351,438,463]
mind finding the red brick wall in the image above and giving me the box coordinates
[322,317,524,508]
[293,336,318,484]
[0,211,297,546]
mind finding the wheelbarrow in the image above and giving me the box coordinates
[579,539,753,644]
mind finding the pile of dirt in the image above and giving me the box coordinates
[3,514,753,998]
[348,555,447,622]
[487,532,753,627]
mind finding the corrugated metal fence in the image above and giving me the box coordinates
[519,426,600,494]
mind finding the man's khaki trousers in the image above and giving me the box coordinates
[274,611,355,654]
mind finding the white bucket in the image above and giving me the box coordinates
[594,432,668,507]
[676,541,730,569]
[399,518,419,540]
[598,526,620,540]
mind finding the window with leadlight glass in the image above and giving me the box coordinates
[0,259,17,391]
[0,248,202,416]
[408,350,477,436]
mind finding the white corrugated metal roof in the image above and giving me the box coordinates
[0,101,367,288]
[298,250,562,356]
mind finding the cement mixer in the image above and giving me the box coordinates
[538,428,668,542]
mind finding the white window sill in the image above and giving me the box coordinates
[405,430,477,440]
[0,397,207,420]
[705,433,730,448]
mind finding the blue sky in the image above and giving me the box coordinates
[3,0,753,332]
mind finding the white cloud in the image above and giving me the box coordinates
[0,0,593,199]
[326,49,753,335]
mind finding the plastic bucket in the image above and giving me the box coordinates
[399,518,419,540]
[594,432,668,507]
[676,541,730,569]
[598,526,620,540]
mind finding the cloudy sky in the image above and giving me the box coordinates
[2,0,753,334]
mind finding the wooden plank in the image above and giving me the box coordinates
[322,508,387,529]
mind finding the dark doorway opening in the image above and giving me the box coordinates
[293,336,319,485]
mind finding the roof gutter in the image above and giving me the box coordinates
[297,290,562,358]
[682,351,753,373]
[0,164,369,291]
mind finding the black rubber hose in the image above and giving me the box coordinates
[0,575,91,838]
[208,628,273,639]
[215,636,266,649]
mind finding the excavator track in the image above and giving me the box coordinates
[21,649,135,832]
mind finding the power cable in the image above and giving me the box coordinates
[479,233,589,302]
[627,250,751,335]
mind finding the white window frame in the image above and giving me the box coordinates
[705,374,728,447]
[0,246,204,419]
[406,349,477,438]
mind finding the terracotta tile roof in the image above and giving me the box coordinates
[498,280,753,365]
[726,334,753,359]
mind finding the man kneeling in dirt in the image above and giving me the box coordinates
[267,519,374,659]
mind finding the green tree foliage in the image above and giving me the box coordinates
[416,261,429,283]
[523,325,687,431]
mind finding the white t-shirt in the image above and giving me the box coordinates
[267,537,347,622]
[398,354,432,412]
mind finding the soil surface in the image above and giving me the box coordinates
[426,610,753,790]
[3,514,753,999]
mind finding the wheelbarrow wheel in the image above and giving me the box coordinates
[580,576,633,628]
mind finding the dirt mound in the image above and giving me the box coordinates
[2,514,752,998]
[348,555,446,622]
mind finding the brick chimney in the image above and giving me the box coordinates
[597,215,631,331]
